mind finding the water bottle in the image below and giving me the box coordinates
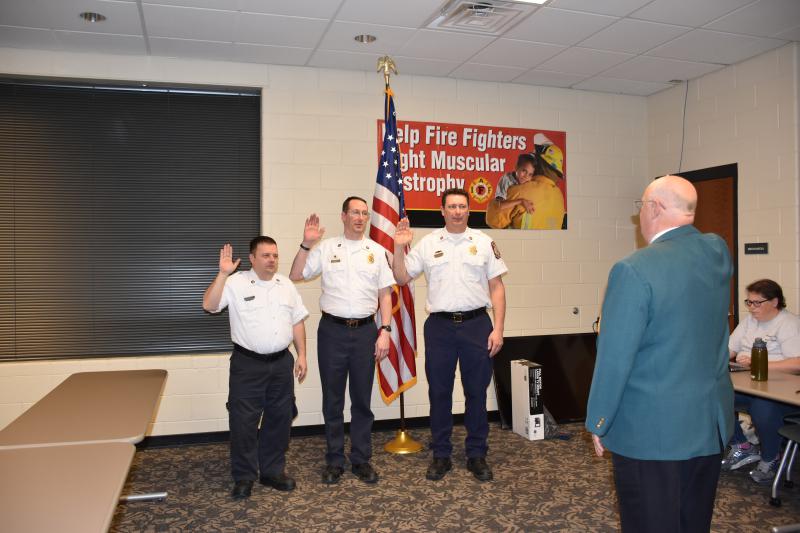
[750,337,768,381]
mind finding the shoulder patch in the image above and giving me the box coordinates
[491,241,501,259]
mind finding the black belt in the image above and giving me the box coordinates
[430,308,486,323]
[233,343,288,360]
[321,312,374,328]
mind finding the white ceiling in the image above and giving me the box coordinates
[0,0,798,96]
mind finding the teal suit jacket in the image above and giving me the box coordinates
[585,225,734,460]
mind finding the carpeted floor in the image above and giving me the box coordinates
[111,423,800,532]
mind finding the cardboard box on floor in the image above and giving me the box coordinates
[511,360,544,440]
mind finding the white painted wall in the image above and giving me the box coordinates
[0,46,647,435]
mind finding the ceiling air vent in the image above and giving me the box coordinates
[426,0,540,36]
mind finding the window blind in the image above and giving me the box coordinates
[0,80,260,360]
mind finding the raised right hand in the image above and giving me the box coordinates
[303,214,325,247]
[219,243,240,275]
[394,217,413,247]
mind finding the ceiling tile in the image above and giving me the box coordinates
[513,69,587,88]
[391,55,460,77]
[149,36,236,61]
[308,49,379,71]
[572,76,674,96]
[578,19,691,54]
[538,47,633,77]
[629,0,755,27]
[234,42,312,65]
[336,0,443,28]
[602,55,723,83]
[398,29,494,62]
[0,25,60,50]
[317,21,416,53]
[705,0,800,38]
[504,7,618,46]
[647,29,787,65]
[548,0,652,17]
[469,39,565,69]
[143,0,239,9]
[0,0,143,34]
[235,12,328,47]
[238,0,343,18]
[143,4,237,41]
[775,25,800,41]
[449,62,528,82]
[54,30,147,55]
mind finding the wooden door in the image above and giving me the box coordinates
[678,164,738,331]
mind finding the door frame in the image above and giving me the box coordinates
[673,163,740,326]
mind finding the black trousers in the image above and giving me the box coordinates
[612,451,723,533]
[228,347,293,482]
[317,318,377,467]
[424,312,493,459]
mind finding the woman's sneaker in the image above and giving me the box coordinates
[749,458,778,485]
[721,442,761,471]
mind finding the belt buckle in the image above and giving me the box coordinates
[346,318,359,328]
[452,312,463,324]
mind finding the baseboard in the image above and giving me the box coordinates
[139,410,502,449]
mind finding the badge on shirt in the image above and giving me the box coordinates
[330,255,341,264]
[468,245,477,256]
[433,250,444,258]
[244,296,255,301]
[367,253,374,264]
[491,241,502,259]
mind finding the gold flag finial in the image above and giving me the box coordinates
[377,55,398,88]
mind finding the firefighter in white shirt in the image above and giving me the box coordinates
[290,196,394,485]
[203,236,308,500]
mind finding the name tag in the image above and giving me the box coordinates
[433,250,444,258]
[244,296,255,301]
[330,258,341,264]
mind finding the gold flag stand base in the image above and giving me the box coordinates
[384,429,423,454]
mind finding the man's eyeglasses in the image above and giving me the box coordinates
[634,200,656,210]
[744,299,768,308]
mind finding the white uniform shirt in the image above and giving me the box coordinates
[302,236,395,318]
[213,270,308,354]
[404,227,507,313]
[729,309,800,361]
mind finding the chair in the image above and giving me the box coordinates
[769,412,800,507]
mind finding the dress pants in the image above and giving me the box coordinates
[733,392,795,459]
[228,348,293,482]
[424,312,493,459]
[317,319,377,467]
[612,451,722,533]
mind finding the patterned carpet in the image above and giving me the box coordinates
[112,423,800,532]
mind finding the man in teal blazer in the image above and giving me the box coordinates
[586,175,733,533]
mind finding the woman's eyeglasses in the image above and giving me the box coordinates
[744,299,768,308]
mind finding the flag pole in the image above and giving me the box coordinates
[377,55,423,455]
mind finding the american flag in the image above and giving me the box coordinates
[369,87,417,404]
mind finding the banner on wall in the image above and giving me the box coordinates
[376,120,567,229]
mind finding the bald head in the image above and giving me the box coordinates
[639,175,697,242]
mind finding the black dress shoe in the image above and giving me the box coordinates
[231,480,253,499]
[466,457,493,481]
[322,464,345,484]
[352,462,379,484]
[259,472,296,492]
[426,457,453,481]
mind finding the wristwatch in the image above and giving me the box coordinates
[380,325,392,332]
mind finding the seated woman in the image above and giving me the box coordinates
[723,279,800,484]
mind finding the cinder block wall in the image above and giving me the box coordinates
[0,46,647,435]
